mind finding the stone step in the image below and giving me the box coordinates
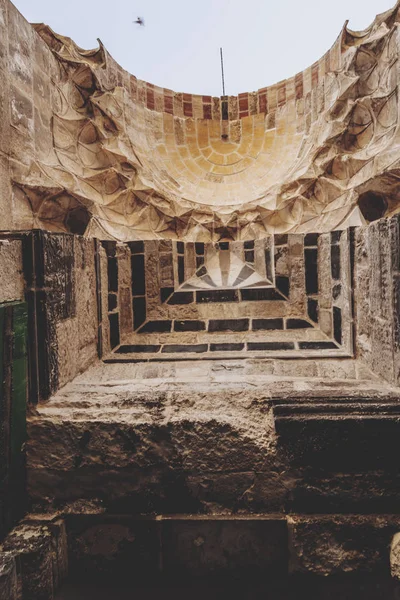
[113,325,341,359]
[274,401,400,419]
[26,361,400,516]
[72,358,381,384]
[119,329,334,347]
[35,513,400,580]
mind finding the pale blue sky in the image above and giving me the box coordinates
[12,0,394,95]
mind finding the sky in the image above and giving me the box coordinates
[12,0,395,96]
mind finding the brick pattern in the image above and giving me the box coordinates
[126,42,342,121]
[124,36,343,122]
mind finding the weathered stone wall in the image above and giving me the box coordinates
[27,358,400,517]
[2,221,399,387]
[56,238,98,389]
[0,0,60,231]
[354,215,400,385]
[2,0,400,241]
[0,232,99,400]
[0,238,24,302]
[25,6,400,241]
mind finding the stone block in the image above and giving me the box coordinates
[10,85,33,135]
[119,287,133,336]
[317,359,356,379]
[67,517,160,581]
[162,517,287,575]
[1,524,54,600]
[0,66,10,157]
[273,359,317,377]
[161,516,288,576]
[64,514,289,580]
[0,240,24,302]
[0,553,18,600]
[391,532,400,579]
[288,515,400,576]
[23,516,68,590]
[274,400,400,472]
[185,471,255,511]
[7,4,34,92]
[290,472,400,514]
[48,519,68,590]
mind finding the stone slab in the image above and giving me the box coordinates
[288,515,400,576]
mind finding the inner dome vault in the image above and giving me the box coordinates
[11,2,400,240]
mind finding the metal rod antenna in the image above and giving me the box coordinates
[220,47,226,97]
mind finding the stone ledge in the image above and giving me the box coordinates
[26,368,400,514]
[16,513,400,582]
[274,398,400,472]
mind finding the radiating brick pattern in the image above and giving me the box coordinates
[120,45,341,122]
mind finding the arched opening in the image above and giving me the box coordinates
[65,205,91,235]
[357,191,388,222]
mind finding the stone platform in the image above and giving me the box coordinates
[27,359,400,515]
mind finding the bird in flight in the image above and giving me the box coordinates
[134,17,145,26]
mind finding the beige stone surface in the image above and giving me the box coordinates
[56,238,98,388]
[391,532,400,578]
[4,3,400,582]
[1,1,400,239]
[0,239,24,302]
[26,358,393,512]
[0,0,61,231]
[354,219,400,385]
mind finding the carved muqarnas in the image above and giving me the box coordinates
[11,5,400,240]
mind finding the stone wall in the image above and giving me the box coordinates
[0,0,60,231]
[101,233,354,359]
[23,231,99,401]
[2,220,400,388]
[2,0,400,241]
[55,237,98,389]
[354,215,400,385]
[0,236,24,303]
[0,297,28,540]
[0,231,99,402]
[0,516,68,599]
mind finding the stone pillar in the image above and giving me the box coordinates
[354,215,400,384]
